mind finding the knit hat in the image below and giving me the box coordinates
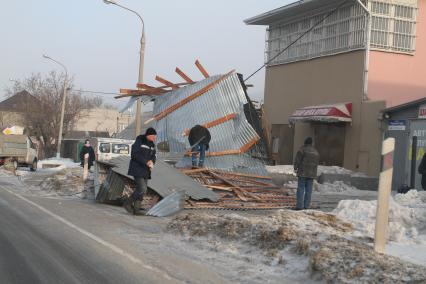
[145,127,157,136]
[304,137,313,145]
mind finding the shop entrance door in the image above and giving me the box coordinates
[314,123,346,166]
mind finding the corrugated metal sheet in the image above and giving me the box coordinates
[96,156,219,202]
[150,72,268,175]
[146,191,185,217]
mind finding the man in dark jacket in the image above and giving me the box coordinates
[125,127,157,215]
[188,125,211,167]
[80,139,96,170]
[294,137,319,210]
[418,152,426,190]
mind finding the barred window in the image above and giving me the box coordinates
[265,3,367,66]
[369,0,417,53]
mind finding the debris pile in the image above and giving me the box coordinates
[168,210,426,283]
[96,156,295,212]
[182,168,295,210]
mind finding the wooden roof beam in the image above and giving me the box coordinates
[155,75,179,90]
[175,67,194,84]
[182,113,237,136]
[145,70,235,124]
[195,59,210,78]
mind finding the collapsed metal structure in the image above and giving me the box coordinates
[97,61,295,214]
[96,156,295,214]
[119,60,268,175]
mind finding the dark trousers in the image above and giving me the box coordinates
[296,177,313,209]
[422,175,426,191]
[192,144,206,167]
[131,177,148,201]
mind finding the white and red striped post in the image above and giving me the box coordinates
[374,138,395,253]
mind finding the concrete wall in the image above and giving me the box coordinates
[358,101,386,175]
[264,51,365,168]
[72,108,132,136]
[368,0,426,107]
[0,111,24,128]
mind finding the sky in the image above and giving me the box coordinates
[0,0,292,108]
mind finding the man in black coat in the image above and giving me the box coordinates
[125,127,157,215]
[80,139,96,170]
[188,125,211,167]
[418,152,426,190]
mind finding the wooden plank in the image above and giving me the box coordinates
[137,82,191,90]
[213,171,272,180]
[119,88,142,94]
[195,59,210,78]
[206,185,234,191]
[175,67,194,83]
[181,168,210,174]
[182,113,238,136]
[155,76,179,90]
[240,136,260,153]
[208,171,249,201]
[148,70,235,123]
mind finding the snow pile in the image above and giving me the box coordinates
[38,158,80,171]
[315,181,363,193]
[266,165,295,175]
[333,190,426,244]
[282,180,362,194]
[266,165,366,177]
[169,210,426,283]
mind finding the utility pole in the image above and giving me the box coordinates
[43,54,68,158]
[103,0,146,138]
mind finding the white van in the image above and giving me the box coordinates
[90,137,134,161]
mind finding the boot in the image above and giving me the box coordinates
[123,197,134,213]
[133,200,142,215]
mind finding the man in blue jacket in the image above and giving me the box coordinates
[125,127,157,215]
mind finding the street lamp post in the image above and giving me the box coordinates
[43,54,68,158]
[103,0,145,138]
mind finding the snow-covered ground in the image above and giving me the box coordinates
[266,164,367,177]
[333,189,426,267]
[38,158,80,171]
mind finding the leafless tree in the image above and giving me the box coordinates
[4,71,103,157]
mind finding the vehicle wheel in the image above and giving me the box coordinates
[30,159,37,172]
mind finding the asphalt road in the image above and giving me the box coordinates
[0,177,226,284]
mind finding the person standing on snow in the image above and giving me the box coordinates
[188,125,211,168]
[125,127,157,215]
[418,152,426,190]
[80,139,96,170]
[294,137,319,210]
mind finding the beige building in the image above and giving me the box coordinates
[72,108,132,137]
[246,0,424,176]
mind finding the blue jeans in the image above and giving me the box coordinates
[192,144,206,167]
[296,177,313,209]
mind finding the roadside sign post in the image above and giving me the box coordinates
[374,138,395,253]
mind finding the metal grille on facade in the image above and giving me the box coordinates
[265,0,418,66]
[370,0,417,53]
[266,3,368,66]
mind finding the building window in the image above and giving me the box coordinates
[369,0,417,53]
[112,143,129,154]
[266,3,368,66]
[99,143,111,153]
